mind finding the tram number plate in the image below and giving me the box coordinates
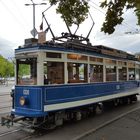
[116,85,120,90]
[23,90,29,95]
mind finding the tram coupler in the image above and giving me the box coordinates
[1,115,14,128]
[1,115,24,128]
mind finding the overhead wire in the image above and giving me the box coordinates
[0,0,28,32]
[12,0,31,29]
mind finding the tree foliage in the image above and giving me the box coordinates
[100,0,140,34]
[0,55,14,77]
[18,64,30,77]
[48,0,140,34]
[49,0,89,26]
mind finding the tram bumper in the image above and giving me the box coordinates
[11,109,48,117]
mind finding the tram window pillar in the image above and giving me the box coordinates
[63,54,68,84]
[15,60,18,84]
[103,59,106,82]
[37,52,45,85]
[87,56,90,83]
[126,63,129,81]
[116,62,119,82]
[135,68,140,80]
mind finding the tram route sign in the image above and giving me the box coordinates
[38,31,46,43]
[30,28,38,37]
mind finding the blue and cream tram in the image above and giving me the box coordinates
[2,33,140,128]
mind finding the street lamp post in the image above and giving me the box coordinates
[25,0,47,38]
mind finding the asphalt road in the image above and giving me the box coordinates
[80,108,140,140]
[0,81,14,94]
[0,82,13,114]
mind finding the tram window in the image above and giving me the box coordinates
[67,54,87,61]
[78,55,87,61]
[90,64,103,82]
[67,54,77,60]
[136,69,140,80]
[17,58,37,85]
[106,66,116,81]
[128,62,135,67]
[105,59,116,65]
[136,64,140,69]
[46,52,61,58]
[67,63,87,83]
[118,61,127,66]
[118,67,127,81]
[44,62,64,84]
[128,68,135,80]
[90,57,103,63]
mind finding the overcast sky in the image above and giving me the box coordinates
[0,0,140,58]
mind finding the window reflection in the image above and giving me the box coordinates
[128,68,135,80]
[106,66,116,81]
[17,58,37,85]
[44,62,64,84]
[67,63,87,83]
[118,67,127,81]
[90,64,103,82]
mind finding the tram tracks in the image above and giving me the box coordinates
[0,129,21,137]
[0,128,35,140]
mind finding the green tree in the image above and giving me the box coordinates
[49,0,89,26]
[18,64,30,77]
[0,55,14,77]
[100,0,140,34]
[48,0,140,34]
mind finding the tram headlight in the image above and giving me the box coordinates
[19,96,26,106]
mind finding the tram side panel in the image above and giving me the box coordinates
[44,81,139,112]
[12,81,140,117]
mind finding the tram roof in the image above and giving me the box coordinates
[15,39,137,61]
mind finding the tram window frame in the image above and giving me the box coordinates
[67,54,87,61]
[90,57,103,63]
[16,58,37,85]
[46,52,61,58]
[118,66,127,81]
[90,64,103,83]
[44,61,64,85]
[136,69,140,80]
[128,62,135,68]
[67,63,88,83]
[106,65,117,82]
[128,68,135,80]
[105,59,116,65]
[118,61,127,66]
